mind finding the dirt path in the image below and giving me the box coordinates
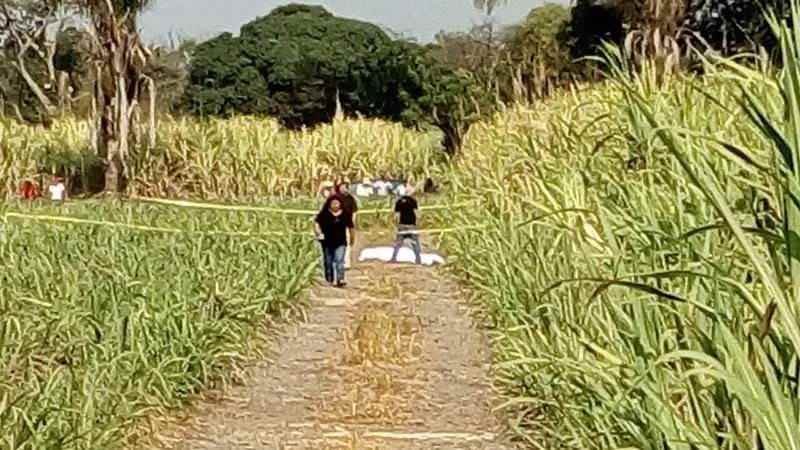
[144,239,515,449]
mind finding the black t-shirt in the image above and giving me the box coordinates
[315,209,354,248]
[394,196,418,225]
[340,193,358,215]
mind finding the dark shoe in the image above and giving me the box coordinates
[336,281,347,288]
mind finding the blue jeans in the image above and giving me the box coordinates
[391,225,421,264]
[322,245,346,283]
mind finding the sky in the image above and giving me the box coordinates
[139,0,567,46]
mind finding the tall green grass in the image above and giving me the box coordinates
[436,7,800,447]
[0,203,318,449]
[0,115,443,200]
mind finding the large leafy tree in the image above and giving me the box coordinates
[504,3,573,98]
[187,5,395,128]
[384,40,493,154]
[186,4,489,154]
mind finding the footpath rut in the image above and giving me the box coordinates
[144,239,515,450]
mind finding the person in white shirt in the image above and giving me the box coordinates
[355,177,374,198]
[48,176,66,202]
[395,180,407,197]
[373,177,389,196]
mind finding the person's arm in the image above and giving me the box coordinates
[314,215,323,239]
[347,215,356,246]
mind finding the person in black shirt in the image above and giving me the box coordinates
[314,196,355,287]
[390,185,421,264]
[335,181,359,269]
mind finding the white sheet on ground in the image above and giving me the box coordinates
[358,246,446,266]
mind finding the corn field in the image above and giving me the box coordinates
[0,202,318,449]
[0,115,443,200]
[4,6,800,450]
[435,10,800,449]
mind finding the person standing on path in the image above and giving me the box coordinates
[390,184,422,265]
[335,181,358,269]
[314,196,355,287]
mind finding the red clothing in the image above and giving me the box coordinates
[19,181,40,200]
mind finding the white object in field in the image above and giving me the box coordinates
[49,183,65,201]
[358,246,445,266]
[354,183,374,197]
[373,181,390,196]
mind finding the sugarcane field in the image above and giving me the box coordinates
[2,1,800,449]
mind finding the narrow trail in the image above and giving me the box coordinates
[144,237,516,450]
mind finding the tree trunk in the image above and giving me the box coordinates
[99,73,133,193]
[14,55,56,116]
[439,121,465,156]
[95,29,146,194]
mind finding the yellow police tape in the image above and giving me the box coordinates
[2,212,487,237]
[2,212,309,237]
[131,196,474,215]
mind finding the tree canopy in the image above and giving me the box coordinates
[184,4,489,153]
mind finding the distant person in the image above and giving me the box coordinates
[19,179,40,200]
[335,181,359,269]
[48,176,66,202]
[423,177,438,194]
[373,175,390,197]
[390,184,421,265]
[314,195,355,287]
[318,178,334,200]
[355,177,374,198]
[394,178,408,198]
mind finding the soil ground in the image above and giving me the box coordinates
[141,236,516,449]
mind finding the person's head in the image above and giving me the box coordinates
[336,180,350,194]
[328,196,342,213]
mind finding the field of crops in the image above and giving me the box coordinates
[435,42,800,449]
[0,201,320,449]
[0,116,444,201]
[4,15,800,450]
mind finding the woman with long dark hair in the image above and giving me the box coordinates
[334,181,359,269]
[314,195,355,287]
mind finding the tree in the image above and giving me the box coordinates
[0,0,63,120]
[59,0,155,192]
[185,5,490,154]
[684,0,790,54]
[566,0,625,61]
[383,41,494,154]
[431,25,507,97]
[184,32,268,117]
[186,5,396,129]
[504,3,573,98]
